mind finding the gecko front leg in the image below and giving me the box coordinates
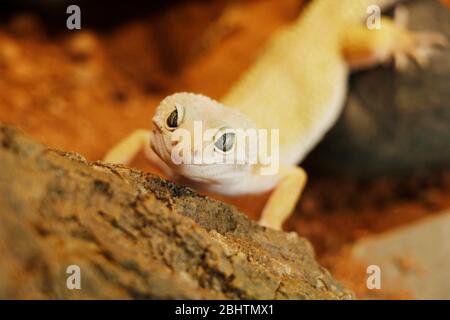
[214,163,307,230]
[103,129,174,177]
[258,166,307,230]
[342,7,447,71]
[103,129,151,164]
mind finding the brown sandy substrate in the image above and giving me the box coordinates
[0,0,449,299]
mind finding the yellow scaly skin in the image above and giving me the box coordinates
[104,0,447,230]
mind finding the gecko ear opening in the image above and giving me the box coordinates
[165,104,184,130]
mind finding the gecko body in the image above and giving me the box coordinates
[105,0,446,229]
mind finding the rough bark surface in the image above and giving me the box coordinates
[0,125,352,299]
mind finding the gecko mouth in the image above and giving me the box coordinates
[151,131,171,162]
[176,165,244,185]
[151,128,249,183]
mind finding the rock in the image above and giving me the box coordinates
[7,14,43,38]
[351,211,450,299]
[65,32,100,62]
[0,125,352,299]
[306,0,450,177]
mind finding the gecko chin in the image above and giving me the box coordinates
[177,163,249,185]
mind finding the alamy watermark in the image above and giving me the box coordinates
[366,5,382,30]
[66,5,81,30]
[169,121,280,175]
[366,265,382,290]
[66,264,81,290]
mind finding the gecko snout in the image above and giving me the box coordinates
[151,118,163,131]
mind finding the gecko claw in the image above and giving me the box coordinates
[394,5,409,29]
[393,6,448,71]
[403,32,448,70]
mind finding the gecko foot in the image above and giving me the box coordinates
[393,5,448,71]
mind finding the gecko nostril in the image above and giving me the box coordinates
[153,126,162,135]
[192,148,201,157]
[152,118,163,130]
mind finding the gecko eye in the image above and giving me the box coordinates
[165,104,184,130]
[214,128,236,153]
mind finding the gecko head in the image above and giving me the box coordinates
[151,92,257,185]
